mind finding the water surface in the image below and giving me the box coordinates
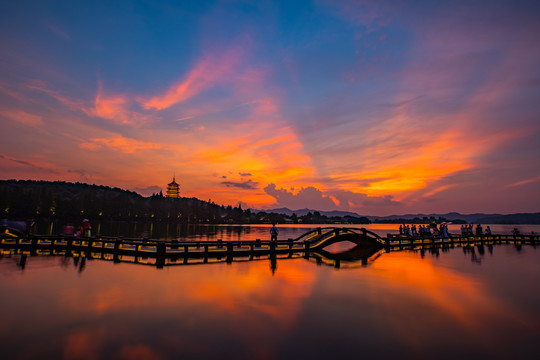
[1,225,540,359]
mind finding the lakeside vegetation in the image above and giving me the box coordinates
[0,180,370,225]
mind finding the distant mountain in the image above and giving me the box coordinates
[250,208,540,224]
[370,212,503,223]
[476,213,540,225]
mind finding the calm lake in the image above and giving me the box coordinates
[1,224,540,359]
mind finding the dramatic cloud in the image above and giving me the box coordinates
[264,184,337,211]
[1,0,539,214]
[264,184,402,214]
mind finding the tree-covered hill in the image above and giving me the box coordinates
[0,180,370,225]
[0,180,230,223]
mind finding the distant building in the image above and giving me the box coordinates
[166,176,180,198]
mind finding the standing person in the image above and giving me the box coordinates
[270,223,278,242]
[485,226,492,235]
[82,219,92,237]
[476,224,483,236]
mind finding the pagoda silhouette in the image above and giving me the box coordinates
[166,176,180,198]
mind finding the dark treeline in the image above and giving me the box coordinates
[371,216,464,224]
[0,180,370,225]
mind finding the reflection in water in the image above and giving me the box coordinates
[1,243,539,359]
[30,221,540,240]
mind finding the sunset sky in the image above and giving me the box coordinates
[1,0,539,215]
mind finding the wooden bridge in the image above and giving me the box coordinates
[1,227,539,269]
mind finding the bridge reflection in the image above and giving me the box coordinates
[2,227,538,273]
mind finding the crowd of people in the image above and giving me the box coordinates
[398,223,500,238]
[61,219,91,238]
[460,224,492,236]
[399,223,450,238]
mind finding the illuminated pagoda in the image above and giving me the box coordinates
[166,176,180,198]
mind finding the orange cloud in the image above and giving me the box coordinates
[28,80,151,125]
[90,82,152,124]
[94,92,129,122]
[79,135,163,154]
[323,99,524,201]
[192,121,314,186]
[141,52,241,111]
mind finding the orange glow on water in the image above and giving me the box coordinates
[2,244,540,359]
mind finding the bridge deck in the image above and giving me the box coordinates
[1,227,539,268]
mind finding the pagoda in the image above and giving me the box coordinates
[166,176,180,198]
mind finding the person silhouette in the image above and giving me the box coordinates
[270,223,278,242]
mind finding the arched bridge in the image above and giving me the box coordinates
[293,227,385,250]
[2,226,538,269]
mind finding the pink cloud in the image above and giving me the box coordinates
[27,80,152,125]
[79,135,163,154]
[93,91,129,123]
[90,82,153,124]
[245,97,280,118]
[0,109,43,126]
[27,81,87,111]
[507,175,540,188]
[141,51,242,111]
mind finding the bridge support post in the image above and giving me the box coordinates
[113,239,122,263]
[156,242,166,269]
[303,240,310,258]
[66,237,73,254]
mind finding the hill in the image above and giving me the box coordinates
[0,180,231,223]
